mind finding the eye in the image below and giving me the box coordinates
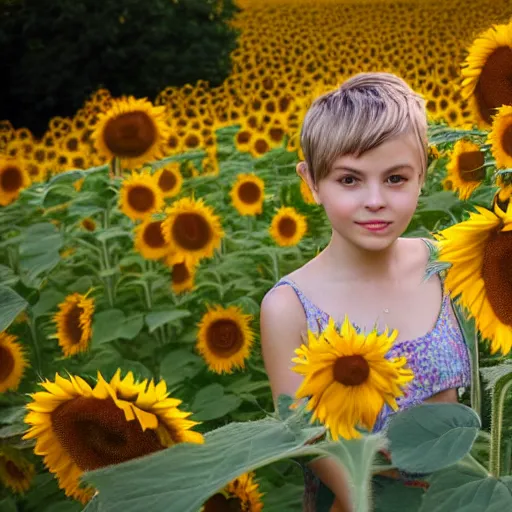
[387,174,406,184]
[338,176,358,186]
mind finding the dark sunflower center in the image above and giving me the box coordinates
[0,345,15,383]
[269,127,284,143]
[1,166,23,192]
[82,219,96,232]
[158,169,177,192]
[172,262,190,284]
[172,213,212,251]
[50,396,165,471]
[203,493,243,512]
[254,139,269,155]
[206,320,244,358]
[5,460,25,481]
[333,355,370,386]
[278,217,297,238]
[236,131,251,144]
[65,304,84,345]
[502,124,512,158]
[127,185,155,213]
[103,111,157,158]
[457,151,485,182]
[481,230,512,327]
[474,46,512,125]
[238,182,262,204]
[143,221,166,248]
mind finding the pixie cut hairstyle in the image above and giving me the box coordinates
[300,72,428,184]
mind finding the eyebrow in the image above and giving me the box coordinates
[332,164,414,175]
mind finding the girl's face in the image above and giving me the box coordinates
[305,132,423,252]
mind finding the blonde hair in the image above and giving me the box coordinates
[300,72,428,184]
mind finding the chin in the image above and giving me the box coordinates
[346,232,399,252]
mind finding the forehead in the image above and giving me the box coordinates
[330,132,422,173]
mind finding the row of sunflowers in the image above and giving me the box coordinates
[0,0,512,510]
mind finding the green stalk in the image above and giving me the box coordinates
[470,331,481,419]
[489,376,512,477]
[270,248,280,281]
[100,206,115,307]
[27,315,42,376]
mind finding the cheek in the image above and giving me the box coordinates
[321,194,359,221]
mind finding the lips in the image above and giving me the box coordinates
[355,221,392,232]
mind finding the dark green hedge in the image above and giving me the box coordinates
[0,0,239,136]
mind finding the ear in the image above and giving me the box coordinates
[296,161,322,205]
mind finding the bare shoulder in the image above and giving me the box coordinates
[260,283,305,331]
[399,237,436,273]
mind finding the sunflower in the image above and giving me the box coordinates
[134,218,171,260]
[435,201,512,355]
[444,140,486,200]
[230,174,265,216]
[461,21,512,127]
[53,293,95,357]
[201,472,264,512]
[154,163,183,198]
[196,305,255,374]
[162,197,224,266]
[488,105,512,169]
[0,332,27,393]
[0,449,35,494]
[23,371,204,503]
[269,206,307,246]
[496,173,512,203]
[119,171,164,221]
[92,96,171,168]
[80,218,96,232]
[0,157,30,206]
[299,178,316,205]
[292,316,414,440]
[168,259,197,295]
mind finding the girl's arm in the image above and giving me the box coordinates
[260,286,353,512]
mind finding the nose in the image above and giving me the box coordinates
[364,184,386,211]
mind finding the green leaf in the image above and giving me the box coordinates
[417,191,459,213]
[95,228,132,243]
[372,475,424,512]
[419,465,512,512]
[82,416,325,512]
[0,285,28,331]
[42,502,82,512]
[481,362,512,391]
[0,264,19,286]
[67,276,95,294]
[0,497,17,512]
[0,405,26,425]
[261,482,303,512]
[91,310,144,346]
[145,309,191,333]
[191,383,242,421]
[32,288,66,318]
[388,403,481,473]
[159,349,203,385]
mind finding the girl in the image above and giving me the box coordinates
[260,73,471,512]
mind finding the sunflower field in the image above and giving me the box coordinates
[1,0,512,511]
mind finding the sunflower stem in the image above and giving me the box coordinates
[470,332,482,419]
[27,314,42,376]
[489,376,512,477]
[270,248,280,281]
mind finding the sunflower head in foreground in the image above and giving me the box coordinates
[292,316,414,440]
[196,305,255,374]
[134,218,171,260]
[162,197,224,266]
[435,201,512,355]
[269,206,308,246]
[0,156,30,206]
[0,332,27,393]
[229,173,265,216]
[201,472,264,512]
[0,448,35,494]
[52,292,95,357]
[92,96,171,168]
[154,163,183,198]
[488,105,512,170]
[119,171,164,221]
[461,21,512,127]
[24,370,204,503]
[444,139,486,200]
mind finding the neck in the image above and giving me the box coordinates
[320,233,401,282]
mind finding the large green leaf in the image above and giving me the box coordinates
[0,497,17,512]
[481,362,512,391]
[191,383,242,421]
[82,416,325,512]
[0,285,28,331]
[419,465,512,512]
[159,349,203,387]
[0,264,19,286]
[91,309,144,346]
[388,403,481,473]
[31,288,66,318]
[372,475,424,512]
[144,309,191,332]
